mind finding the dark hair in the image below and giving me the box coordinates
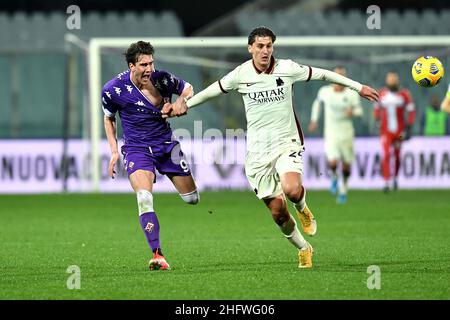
[124,41,155,66]
[248,26,276,45]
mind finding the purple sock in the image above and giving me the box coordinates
[139,212,160,252]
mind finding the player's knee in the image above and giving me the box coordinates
[284,186,303,203]
[136,189,154,215]
[328,162,338,171]
[180,190,199,205]
[343,168,351,179]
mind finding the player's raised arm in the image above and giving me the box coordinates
[310,67,379,102]
[162,81,226,118]
[187,81,224,108]
[162,64,240,118]
[161,81,224,118]
[187,65,239,109]
[291,61,378,102]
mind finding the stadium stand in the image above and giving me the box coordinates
[235,7,449,36]
[0,11,184,50]
[0,11,185,138]
[0,9,448,138]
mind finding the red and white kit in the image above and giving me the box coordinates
[374,88,415,182]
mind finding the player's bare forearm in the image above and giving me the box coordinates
[162,82,222,118]
[180,84,194,100]
[104,115,118,152]
[162,97,187,118]
[161,85,193,118]
[104,115,119,178]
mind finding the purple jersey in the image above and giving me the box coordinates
[101,69,186,147]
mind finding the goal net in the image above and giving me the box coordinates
[66,35,450,192]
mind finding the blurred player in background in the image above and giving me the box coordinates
[102,41,198,271]
[421,94,449,136]
[163,26,378,268]
[308,66,363,204]
[441,83,450,113]
[374,72,415,193]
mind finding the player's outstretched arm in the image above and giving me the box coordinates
[310,67,379,102]
[162,81,223,118]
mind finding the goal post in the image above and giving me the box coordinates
[66,35,450,192]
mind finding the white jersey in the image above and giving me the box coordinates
[220,57,311,157]
[311,85,362,141]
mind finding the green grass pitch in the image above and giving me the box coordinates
[0,190,449,300]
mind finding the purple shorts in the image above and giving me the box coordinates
[121,142,191,180]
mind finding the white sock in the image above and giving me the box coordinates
[279,214,307,250]
[339,179,348,195]
[293,188,306,212]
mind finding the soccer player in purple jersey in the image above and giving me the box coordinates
[102,41,198,271]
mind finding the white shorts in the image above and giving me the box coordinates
[325,138,354,164]
[245,143,304,199]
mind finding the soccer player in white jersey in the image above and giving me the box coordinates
[163,27,378,268]
[308,66,363,204]
[441,83,450,113]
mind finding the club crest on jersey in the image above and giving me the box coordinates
[145,222,154,233]
[276,77,284,86]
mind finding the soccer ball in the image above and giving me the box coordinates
[411,56,445,87]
